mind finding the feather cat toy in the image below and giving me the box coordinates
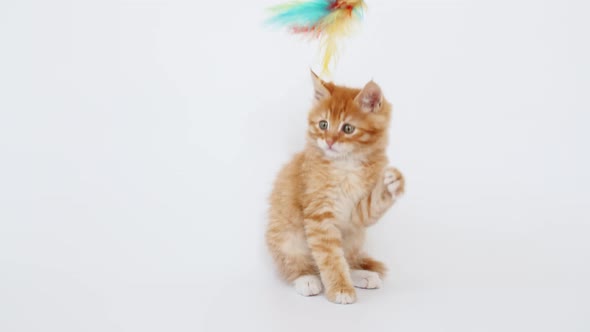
[266,0,366,76]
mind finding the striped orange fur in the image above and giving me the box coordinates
[266,72,405,304]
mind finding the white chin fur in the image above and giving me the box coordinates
[323,148,343,158]
[316,139,350,158]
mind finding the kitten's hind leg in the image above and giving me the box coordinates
[351,270,382,289]
[294,275,323,296]
[266,225,320,294]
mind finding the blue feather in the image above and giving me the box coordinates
[266,0,332,28]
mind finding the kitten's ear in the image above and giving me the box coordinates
[311,70,331,102]
[355,81,384,113]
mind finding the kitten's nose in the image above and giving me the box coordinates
[326,139,335,148]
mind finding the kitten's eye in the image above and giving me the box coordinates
[319,120,329,130]
[342,123,355,134]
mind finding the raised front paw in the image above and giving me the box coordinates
[383,167,405,198]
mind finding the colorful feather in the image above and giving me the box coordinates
[266,0,366,76]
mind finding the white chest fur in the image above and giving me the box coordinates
[328,158,368,223]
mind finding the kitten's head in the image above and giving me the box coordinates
[307,71,392,159]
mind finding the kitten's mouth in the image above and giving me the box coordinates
[322,147,341,157]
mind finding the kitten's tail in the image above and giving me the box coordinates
[353,257,388,278]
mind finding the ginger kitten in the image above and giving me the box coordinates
[266,72,405,304]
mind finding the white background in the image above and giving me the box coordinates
[1,0,589,331]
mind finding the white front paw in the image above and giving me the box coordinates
[383,167,405,198]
